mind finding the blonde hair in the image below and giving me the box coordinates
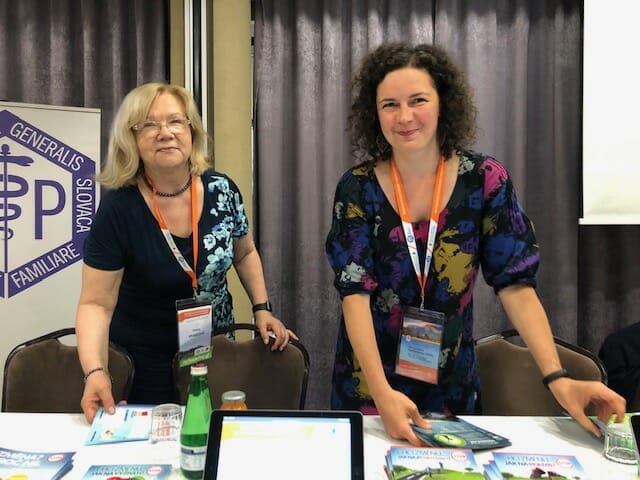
[97,83,212,188]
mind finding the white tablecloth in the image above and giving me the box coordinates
[0,412,637,479]
[364,414,639,479]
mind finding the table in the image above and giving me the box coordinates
[364,415,639,479]
[0,412,638,479]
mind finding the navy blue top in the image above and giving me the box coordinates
[83,170,249,403]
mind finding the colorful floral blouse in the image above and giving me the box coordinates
[325,151,539,414]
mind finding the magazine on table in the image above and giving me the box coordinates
[384,446,483,479]
[489,451,588,479]
[482,459,502,480]
[0,446,75,480]
[84,404,154,445]
[383,447,589,480]
[80,464,172,480]
[410,412,511,450]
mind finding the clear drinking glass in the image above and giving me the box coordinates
[604,422,638,465]
[150,403,183,443]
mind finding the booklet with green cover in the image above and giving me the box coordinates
[490,452,587,480]
[410,412,511,451]
[385,446,484,479]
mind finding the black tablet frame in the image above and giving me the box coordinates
[630,414,640,462]
[204,409,364,480]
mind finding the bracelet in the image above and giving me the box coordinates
[542,368,571,389]
[83,367,112,384]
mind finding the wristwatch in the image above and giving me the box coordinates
[252,300,273,313]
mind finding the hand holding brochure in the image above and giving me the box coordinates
[84,405,153,445]
[410,412,511,450]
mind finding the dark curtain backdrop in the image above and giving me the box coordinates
[0,0,168,167]
[254,0,640,410]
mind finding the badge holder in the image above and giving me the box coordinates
[176,295,213,368]
[394,306,445,384]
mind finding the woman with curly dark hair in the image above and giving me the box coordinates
[326,42,624,445]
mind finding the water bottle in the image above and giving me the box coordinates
[180,363,213,479]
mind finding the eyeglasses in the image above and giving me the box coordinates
[131,117,192,136]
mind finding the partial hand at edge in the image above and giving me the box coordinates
[80,371,116,424]
[549,377,626,437]
[375,389,432,446]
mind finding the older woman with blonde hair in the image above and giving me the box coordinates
[75,83,294,422]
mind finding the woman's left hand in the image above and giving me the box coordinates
[549,377,626,436]
[254,311,299,350]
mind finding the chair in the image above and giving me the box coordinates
[598,322,640,412]
[475,329,607,416]
[174,323,310,409]
[2,327,135,413]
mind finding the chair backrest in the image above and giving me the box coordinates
[630,386,640,412]
[2,327,135,413]
[174,323,310,409]
[598,321,640,411]
[475,329,607,416]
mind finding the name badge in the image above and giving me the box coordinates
[395,306,445,384]
[176,296,213,367]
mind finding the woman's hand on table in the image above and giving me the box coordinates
[376,389,431,446]
[80,371,116,423]
[549,377,627,436]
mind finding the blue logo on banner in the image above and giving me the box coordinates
[0,109,97,298]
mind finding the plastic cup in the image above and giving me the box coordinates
[604,422,638,465]
[150,403,183,444]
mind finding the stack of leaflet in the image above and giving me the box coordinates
[385,446,484,479]
[81,464,172,480]
[384,447,589,480]
[0,446,75,480]
[483,452,587,480]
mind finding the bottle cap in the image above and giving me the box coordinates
[221,390,246,403]
[190,363,208,376]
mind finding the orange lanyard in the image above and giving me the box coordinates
[146,175,199,295]
[390,156,446,309]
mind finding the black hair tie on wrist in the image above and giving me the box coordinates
[542,368,571,390]
[83,367,113,384]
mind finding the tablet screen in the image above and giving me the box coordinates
[204,410,364,480]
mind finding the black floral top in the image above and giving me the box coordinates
[84,170,248,403]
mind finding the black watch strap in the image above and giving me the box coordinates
[252,300,272,313]
[542,368,571,389]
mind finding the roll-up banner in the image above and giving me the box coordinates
[0,101,100,402]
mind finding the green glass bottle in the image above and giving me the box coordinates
[180,363,213,479]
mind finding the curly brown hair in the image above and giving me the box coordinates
[349,42,477,162]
